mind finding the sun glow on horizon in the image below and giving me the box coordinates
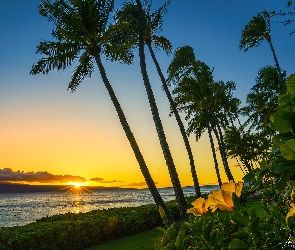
[68,182,87,188]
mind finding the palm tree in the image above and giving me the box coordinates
[136,0,187,221]
[30,0,174,224]
[115,1,201,198]
[239,11,285,93]
[168,46,235,182]
[241,66,285,136]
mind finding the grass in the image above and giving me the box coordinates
[86,228,163,250]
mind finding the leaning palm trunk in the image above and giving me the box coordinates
[207,121,222,188]
[136,0,187,221]
[147,43,201,198]
[267,37,286,93]
[227,115,253,172]
[94,54,174,225]
[212,122,234,181]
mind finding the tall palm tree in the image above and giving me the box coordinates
[115,1,201,198]
[239,11,285,93]
[207,119,223,188]
[30,0,174,224]
[136,0,187,221]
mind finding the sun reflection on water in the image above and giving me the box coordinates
[56,183,93,213]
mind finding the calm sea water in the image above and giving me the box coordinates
[0,186,218,228]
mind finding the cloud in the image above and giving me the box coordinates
[89,177,124,184]
[0,168,86,183]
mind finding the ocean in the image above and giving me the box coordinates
[0,185,219,228]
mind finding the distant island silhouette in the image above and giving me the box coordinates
[0,182,122,193]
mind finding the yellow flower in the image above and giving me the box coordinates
[207,190,234,211]
[187,197,209,216]
[221,180,243,197]
[287,204,295,220]
[187,181,244,215]
[206,181,244,212]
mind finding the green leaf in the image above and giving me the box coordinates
[274,164,290,174]
[250,217,260,233]
[228,238,249,249]
[248,207,257,219]
[250,180,262,191]
[175,229,186,249]
[275,170,290,190]
[232,229,249,239]
[203,221,212,241]
[231,213,247,227]
[281,139,295,160]
[210,230,218,246]
[278,93,295,106]
[273,107,293,133]
[259,160,268,168]
[258,222,273,231]
[287,73,295,96]
[272,135,282,151]
[243,171,255,182]
[159,206,168,226]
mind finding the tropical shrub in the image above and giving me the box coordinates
[158,181,295,249]
[0,197,195,250]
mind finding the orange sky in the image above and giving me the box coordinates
[1,1,293,189]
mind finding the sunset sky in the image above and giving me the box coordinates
[1,1,294,188]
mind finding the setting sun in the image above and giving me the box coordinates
[69,182,85,188]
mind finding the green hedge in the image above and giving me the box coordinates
[0,197,196,250]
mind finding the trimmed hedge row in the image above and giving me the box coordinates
[0,197,196,250]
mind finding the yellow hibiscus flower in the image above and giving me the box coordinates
[207,181,244,212]
[187,197,209,216]
[187,181,244,215]
[287,204,295,220]
[207,190,234,211]
[221,180,243,197]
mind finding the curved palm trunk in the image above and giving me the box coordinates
[227,115,252,172]
[137,0,187,221]
[94,54,174,225]
[207,122,222,188]
[267,38,286,93]
[147,43,201,198]
[212,123,234,181]
[212,115,234,180]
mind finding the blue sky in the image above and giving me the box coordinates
[0,0,294,187]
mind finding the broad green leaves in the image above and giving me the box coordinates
[228,238,248,249]
[287,74,295,95]
[281,139,295,160]
[272,106,293,132]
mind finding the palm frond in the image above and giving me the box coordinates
[150,0,171,33]
[239,12,269,51]
[151,35,172,54]
[30,41,80,74]
[68,52,94,92]
[102,21,136,63]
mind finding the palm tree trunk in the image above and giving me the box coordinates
[94,54,174,225]
[207,122,222,188]
[212,122,234,181]
[147,43,201,198]
[227,115,252,172]
[136,0,187,221]
[267,38,286,93]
